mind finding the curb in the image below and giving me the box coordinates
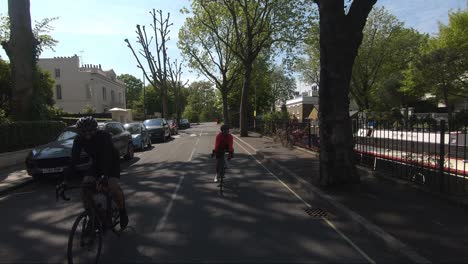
[0,177,33,196]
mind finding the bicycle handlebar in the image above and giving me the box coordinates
[55,176,108,202]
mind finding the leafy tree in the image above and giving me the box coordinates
[402,7,468,126]
[0,58,11,114]
[402,47,466,124]
[438,8,468,62]
[353,8,428,111]
[118,74,143,110]
[198,0,315,136]
[183,81,221,122]
[30,67,55,120]
[179,2,239,125]
[315,0,376,186]
[269,66,296,110]
[1,0,58,120]
[0,15,59,57]
[350,7,402,110]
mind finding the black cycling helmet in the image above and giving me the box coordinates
[76,116,98,132]
[220,124,229,132]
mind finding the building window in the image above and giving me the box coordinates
[111,90,115,102]
[56,85,62,100]
[55,68,60,78]
[119,93,122,104]
[86,84,92,99]
[102,87,107,101]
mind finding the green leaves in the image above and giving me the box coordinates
[118,74,144,110]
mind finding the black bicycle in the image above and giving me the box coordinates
[212,150,232,196]
[56,176,123,264]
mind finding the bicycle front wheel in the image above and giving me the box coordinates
[67,211,102,264]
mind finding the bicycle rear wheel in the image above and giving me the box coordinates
[219,160,225,196]
[68,211,102,264]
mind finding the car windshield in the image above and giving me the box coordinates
[144,119,162,126]
[56,130,78,141]
[124,124,141,135]
[181,119,189,124]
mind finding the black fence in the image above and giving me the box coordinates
[262,118,468,195]
[354,118,468,195]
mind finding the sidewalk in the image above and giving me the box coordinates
[235,132,468,263]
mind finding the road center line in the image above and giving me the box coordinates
[189,148,196,162]
[234,141,375,264]
[154,175,184,233]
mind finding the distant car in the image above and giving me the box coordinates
[179,119,190,129]
[25,122,134,180]
[124,123,152,150]
[166,119,179,135]
[144,118,171,142]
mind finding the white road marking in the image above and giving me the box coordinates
[234,141,376,264]
[233,134,258,153]
[189,148,196,162]
[154,175,185,233]
[190,134,197,137]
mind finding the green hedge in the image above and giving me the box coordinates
[0,121,66,153]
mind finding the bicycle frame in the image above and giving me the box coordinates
[56,180,121,235]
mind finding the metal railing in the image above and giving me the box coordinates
[354,119,468,195]
[262,118,468,195]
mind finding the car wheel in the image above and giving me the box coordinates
[124,143,134,160]
[147,137,152,148]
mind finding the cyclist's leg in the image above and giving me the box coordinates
[214,158,220,182]
[81,176,96,210]
[108,177,125,210]
[108,177,128,228]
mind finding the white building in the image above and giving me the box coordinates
[38,55,126,113]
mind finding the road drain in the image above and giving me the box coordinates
[305,208,329,219]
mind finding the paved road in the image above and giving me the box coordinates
[0,123,405,263]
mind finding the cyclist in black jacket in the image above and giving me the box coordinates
[69,116,129,229]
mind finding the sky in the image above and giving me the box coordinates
[0,0,466,91]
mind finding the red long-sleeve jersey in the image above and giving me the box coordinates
[214,132,234,153]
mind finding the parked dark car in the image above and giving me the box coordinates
[124,123,152,150]
[166,119,179,135]
[179,119,190,129]
[25,122,134,180]
[144,118,171,142]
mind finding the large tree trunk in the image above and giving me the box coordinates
[317,0,375,186]
[3,0,37,121]
[239,62,252,137]
[222,88,229,125]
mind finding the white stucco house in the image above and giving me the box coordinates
[38,55,126,113]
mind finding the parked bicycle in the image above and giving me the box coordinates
[56,176,123,264]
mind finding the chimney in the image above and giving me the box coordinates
[99,64,101,69]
